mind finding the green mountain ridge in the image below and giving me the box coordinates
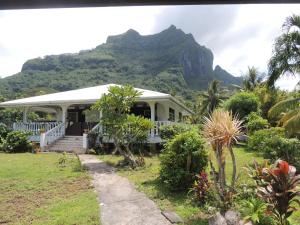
[0,25,242,101]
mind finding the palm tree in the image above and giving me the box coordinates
[200,79,226,114]
[243,66,262,91]
[268,97,300,136]
[268,14,300,87]
[232,66,262,91]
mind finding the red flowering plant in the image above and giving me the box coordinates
[191,171,211,204]
[254,160,300,225]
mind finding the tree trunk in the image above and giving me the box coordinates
[228,145,237,190]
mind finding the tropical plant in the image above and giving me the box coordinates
[224,92,261,119]
[243,66,263,91]
[0,123,9,140]
[247,127,285,152]
[0,130,32,153]
[246,112,269,134]
[159,123,200,141]
[159,131,208,190]
[268,97,300,137]
[200,79,227,115]
[92,85,153,168]
[203,109,243,211]
[240,198,267,224]
[268,14,300,88]
[260,137,300,171]
[252,160,300,225]
[191,171,211,204]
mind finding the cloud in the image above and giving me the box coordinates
[0,5,300,90]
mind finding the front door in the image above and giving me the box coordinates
[66,111,82,136]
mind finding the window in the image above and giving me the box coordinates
[169,107,175,122]
[179,112,182,122]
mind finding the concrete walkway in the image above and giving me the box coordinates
[78,155,171,225]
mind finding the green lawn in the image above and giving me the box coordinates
[99,147,300,225]
[0,153,100,225]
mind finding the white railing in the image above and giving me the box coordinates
[41,123,65,147]
[153,121,176,136]
[13,122,60,142]
[90,123,102,134]
[88,121,176,137]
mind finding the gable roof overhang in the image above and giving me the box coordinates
[0,84,194,114]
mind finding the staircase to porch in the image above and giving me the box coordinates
[46,136,86,154]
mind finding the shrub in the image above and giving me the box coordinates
[159,123,200,140]
[159,131,208,190]
[250,160,300,225]
[245,112,269,134]
[261,137,300,170]
[0,123,9,140]
[0,131,33,153]
[247,127,285,152]
[224,92,260,119]
[191,171,211,204]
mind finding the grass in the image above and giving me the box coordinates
[100,147,300,225]
[0,152,100,225]
[99,147,261,225]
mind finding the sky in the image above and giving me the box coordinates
[0,4,299,90]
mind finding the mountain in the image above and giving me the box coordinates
[0,25,241,101]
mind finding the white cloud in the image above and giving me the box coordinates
[0,6,163,77]
[0,5,299,90]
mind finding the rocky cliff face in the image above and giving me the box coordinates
[1,25,241,99]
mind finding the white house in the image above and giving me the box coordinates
[0,84,193,153]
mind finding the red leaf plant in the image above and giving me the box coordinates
[255,160,300,225]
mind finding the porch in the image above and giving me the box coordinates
[12,100,182,151]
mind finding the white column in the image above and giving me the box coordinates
[61,105,69,124]
[56,108,62,122]
[23,107,29,123]
[148,101,155,137]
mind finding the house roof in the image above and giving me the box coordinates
[0,84,193,114]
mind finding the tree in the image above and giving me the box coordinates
[92,85,153,168]
[224,92,261,119]
[268,14,300,88]
[242,66,262,91]
[200,79,227,115]
[268,97,300,137]
[203,109,243,211]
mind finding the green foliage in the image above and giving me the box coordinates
[159,131,208,190]
[200,79,227,115]
[159,123,200,140]
[224,92,261,119]
[247,127,285,152]
[0,131,33,153]
[252,160,300,225]
[268,14,300,87]
[191,171,211,204]
[240,198,268,224]
[92,85,152,168]
[246,112,269,134]
[0,123,9,140]
[253,85,287,119]
[0,27,241,103]
[58,152,68,168]
[268,97,300,137]
[261,137,300,170]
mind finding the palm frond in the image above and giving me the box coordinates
[268,98,300,118]
[279,109,300,125]
[284,113,300,135]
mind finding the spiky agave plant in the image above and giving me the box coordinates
[203,109,243,209]
[255,160,300,225]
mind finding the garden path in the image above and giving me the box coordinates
[78,154,171,225]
